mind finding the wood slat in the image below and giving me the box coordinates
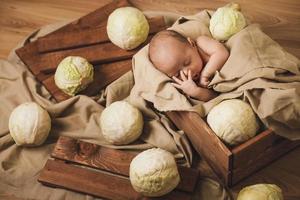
[38,159,192,200]
[232,129,274,169]
[51,136,199,193]
[32,39,140,75]
[166,111,232,185]
[37,16,166,53]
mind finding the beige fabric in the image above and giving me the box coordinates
[132,10,300,140]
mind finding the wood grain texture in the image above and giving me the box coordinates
[39,159,192,200]
[51,136,199,193]
[0,0,299,59]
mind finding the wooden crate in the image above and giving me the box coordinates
[166,111,300,186]
[16,0,300,189]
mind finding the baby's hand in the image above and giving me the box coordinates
[199,76,210,87]
[171,70,199,97]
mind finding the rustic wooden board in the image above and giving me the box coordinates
[39,159,192,200]
[51,136,199,193]
[15,0,167,103]
[166,111,232,185]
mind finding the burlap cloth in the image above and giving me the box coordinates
[0,10,299,200]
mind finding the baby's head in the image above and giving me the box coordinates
[149,30,203,81]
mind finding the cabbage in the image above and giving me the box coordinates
[210,3,247,41]
[9,102,51,146]
[107,7,149,50]
[207,99,259,145]
[237,184,283,200]
[129,148,180,197]
[100,101,143,145]
[54,56,94,96]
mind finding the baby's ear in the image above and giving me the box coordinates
[187,37,197,48]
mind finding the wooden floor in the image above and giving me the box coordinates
[0,0,299,59]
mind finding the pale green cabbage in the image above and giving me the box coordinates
[100,101,143,145]
[9,102,51,146]
[210,3,246,41]
[54,56,94,96]
[237,184,283,200]
[207,99,259,145]
[129,148,180,197]
[107,7,149,50]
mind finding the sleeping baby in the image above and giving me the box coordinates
[148,30,229,101]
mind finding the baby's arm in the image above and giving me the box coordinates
[196,36,229,86]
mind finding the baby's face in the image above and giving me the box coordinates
[151,37,203,82]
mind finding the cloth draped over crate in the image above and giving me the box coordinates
[132,11,300,140]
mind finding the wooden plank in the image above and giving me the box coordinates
[38,159,192,200]
[51,136,199,193]
[231,136,300,185]
[37,16,166,53]
[33,40,139,75]
[166,111,232,186]
[45,0,131,37]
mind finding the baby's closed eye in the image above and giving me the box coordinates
[184,59,190,66]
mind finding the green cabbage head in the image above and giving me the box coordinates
[54,56,94,96]
[107,7,149,50]
[237,184,283,200]
[209,3,246,41]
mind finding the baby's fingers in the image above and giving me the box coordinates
[188,70,192,80]
[171,83,182,89]
[180,70,188,81]
[172,76,183,84]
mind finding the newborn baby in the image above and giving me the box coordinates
[149,30,229,101]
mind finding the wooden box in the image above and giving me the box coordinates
[166,111,300,186]
[16,0,300,188]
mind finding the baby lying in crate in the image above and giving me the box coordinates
[148,30,229,102]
